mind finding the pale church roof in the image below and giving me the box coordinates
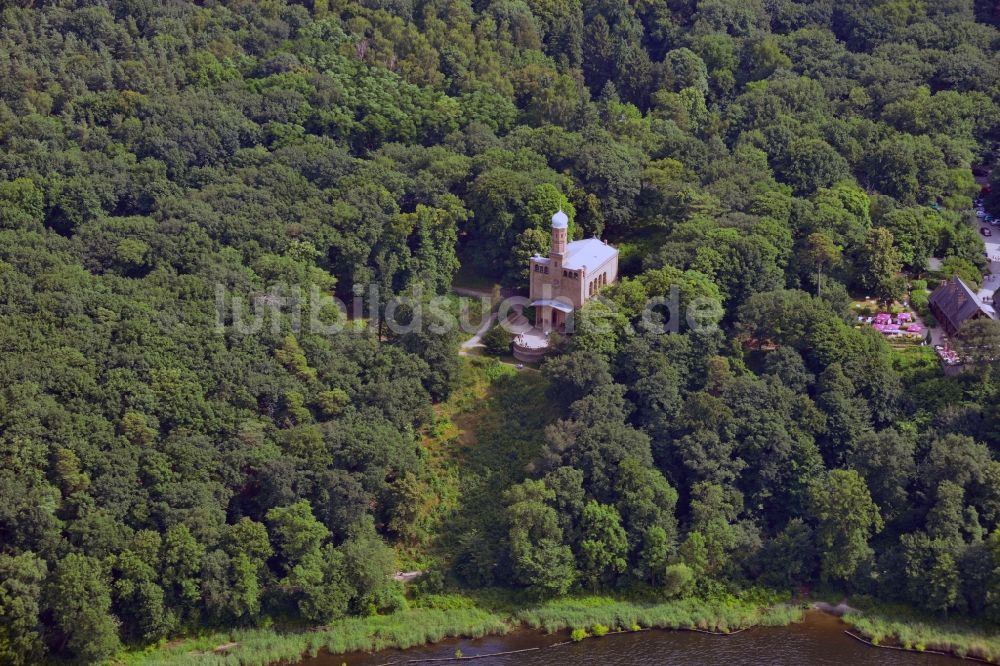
[561,238,617,271]
[552,209,569,229]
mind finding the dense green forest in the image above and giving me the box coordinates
[2,0,1000,662]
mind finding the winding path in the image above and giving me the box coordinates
[459,312,497,355]
[452,286,499,356]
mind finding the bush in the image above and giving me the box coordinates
[412,568,446,596]
[483,358,517,382]
[570,628,589,642]
[482,325,512,356]
[591,624,609,637]
[663,564,695,599]
[910,279,931,317]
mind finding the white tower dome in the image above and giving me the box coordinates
[551,209,569,229]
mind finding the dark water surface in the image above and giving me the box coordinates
[303,612,960,666]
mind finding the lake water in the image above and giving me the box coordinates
[303,611,961,665]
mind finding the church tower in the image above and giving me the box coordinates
[551,209,568,260]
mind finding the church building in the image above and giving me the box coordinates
[528,210,619,333]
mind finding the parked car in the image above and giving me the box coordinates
[982,227,992,236]
[977,210,987,217]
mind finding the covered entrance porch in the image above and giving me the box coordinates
[531,298,574,334]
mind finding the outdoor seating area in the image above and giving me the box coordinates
[935,343,962,366]
[858,310,925,339]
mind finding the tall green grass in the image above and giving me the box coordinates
[843,606,1000,662]
[118,593,805,666]
[516,595,803,635]
[120,607,509,666]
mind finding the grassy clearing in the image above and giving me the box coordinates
[399,307,554,563]
[842,601,1000,662]
[397,355,520,568]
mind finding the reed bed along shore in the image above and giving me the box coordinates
[516,596,803,635]
[121,607,509,666]
[118,594,802,666]
[842,607,1000,664]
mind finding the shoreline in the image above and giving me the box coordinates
[351,609,999,666]
[116,594,803,666]
[842,629,993,664]
[836,603,1000,664]
[117,594,1000,666]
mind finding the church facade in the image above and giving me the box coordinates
[528,210,619,333]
